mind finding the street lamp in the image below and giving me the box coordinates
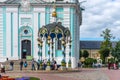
[61,38,66,67]
[40,41,43,61]
[47,36,51,62]
[38,43,40,60]
[37,38,43,61]
[46,35,51,70]
[51,41,54,60]
[68,39,72,68]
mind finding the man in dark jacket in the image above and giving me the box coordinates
[20,60,23,71]
[10,61,14,71]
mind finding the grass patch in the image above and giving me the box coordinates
[30,77,40,80]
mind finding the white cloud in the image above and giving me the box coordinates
[80,0,120,41]
[0,0,6,2]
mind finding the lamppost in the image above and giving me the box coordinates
[51,40,54,60]
[61,38,66,70]
[46,35,51,70]
[68,39,72,68]
[40,40,43,61]
[37,38,43,61]
[47,36,51,62]
[38,43,40,60]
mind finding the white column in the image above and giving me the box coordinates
[0,8,3,57]
[33,12,39,59]
[6,12,11,58]
[13,12,19,59]
[40,7,45,27]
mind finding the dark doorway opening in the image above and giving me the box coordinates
[21,40,31,59]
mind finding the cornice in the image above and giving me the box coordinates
[0,2,77,7]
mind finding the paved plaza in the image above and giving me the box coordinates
[0,68,119,80]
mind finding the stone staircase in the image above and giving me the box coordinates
[3,59,38,71]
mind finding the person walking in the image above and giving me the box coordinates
[24,61,28,70]
[37,59,40,70]
[54,60,57,70]
[10,61,14,71]
[31,59,35,70]
[20,60,23,71]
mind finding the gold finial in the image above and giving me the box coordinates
[52,3,57,17]
[52,11,57,17]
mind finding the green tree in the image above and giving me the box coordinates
[111,41,120,61]
[79,50,83,59]
[99,28,114,63]
[83,50,89,58]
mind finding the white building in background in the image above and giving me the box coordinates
[0,0,82,68]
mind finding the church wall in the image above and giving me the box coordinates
[6,7,19,60]
[3,7,6,57]
[70,7,76,68]
[0,8,3,57]
[43,0,76,3]
[63,7,70,67]
[0,0,82,69]
[45,7,50,24]
[33,7,46,60]
[33,9,39,60]
[6,10,12,58]
[70,6,80,68]
[12,11,19,59]
[19,13,33,58]
[63,7,70,27]
[74,12,80,65]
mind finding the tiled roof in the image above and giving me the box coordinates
[80,41,116,49]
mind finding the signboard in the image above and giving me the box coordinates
[26,56,33,60]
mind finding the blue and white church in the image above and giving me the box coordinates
[0,0,82,68]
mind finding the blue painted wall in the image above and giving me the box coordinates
[3,6,6,56]
[70,7,75,57]
[45,7,50,24]
[56,7,63,23]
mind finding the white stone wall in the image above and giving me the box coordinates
[12,11,19,59]
[0,1,81,69]
[63,7,70,28]
[6,7,19,60]
[33,7,46,60]
[0,8,3,57]
[6,10,12,58]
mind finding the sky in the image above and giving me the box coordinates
[0,0,120,41]
[80,0,120,41]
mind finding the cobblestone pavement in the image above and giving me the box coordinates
[103,68,120,80]
[0,68,110,80]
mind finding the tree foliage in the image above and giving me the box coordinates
[79,50,83,59]
[99,28,114,63]
[83,50,89,58]
[111,41,120,61]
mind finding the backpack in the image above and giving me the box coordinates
[24,63,27,67]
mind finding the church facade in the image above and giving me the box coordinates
[0,0,82,68]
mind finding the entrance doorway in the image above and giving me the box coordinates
[21,40,31,59]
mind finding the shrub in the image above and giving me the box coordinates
[84,58,96,67]
[108,58,115,63]
[30,77,40,80]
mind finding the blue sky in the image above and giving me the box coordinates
[1,0,120,41]
[80,0,120,41]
